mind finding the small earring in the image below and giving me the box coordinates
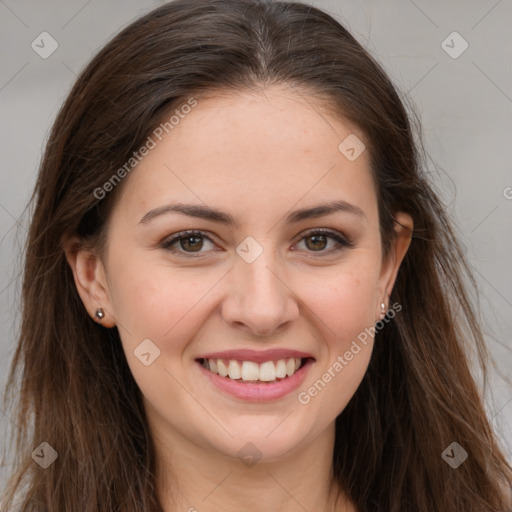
[95,308,105,321]
[380,302,386,319]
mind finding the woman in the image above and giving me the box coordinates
[1,0,511,510]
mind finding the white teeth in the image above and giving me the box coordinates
[202,357,305,382]
[286,358,295,376]
[217,359,228,377]
[209,359,218,373]
[241,361,260,381]
[259,361,276,381]
[228,360,241,379]
[275,359,287,378]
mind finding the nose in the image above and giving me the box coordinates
[220,249,300,337]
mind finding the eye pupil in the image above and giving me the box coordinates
[181,236,203,252]
[306,234,327,251]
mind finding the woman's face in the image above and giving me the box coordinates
[69,85,412,463]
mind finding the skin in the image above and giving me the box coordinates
[65,85,413,512]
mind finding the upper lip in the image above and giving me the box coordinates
[196,348,315,364]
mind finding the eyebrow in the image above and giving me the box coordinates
[138,200,366,227]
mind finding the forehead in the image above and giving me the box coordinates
[111,86,378,229]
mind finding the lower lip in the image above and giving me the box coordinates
[196,358,314,402]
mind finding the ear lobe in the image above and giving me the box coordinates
[63,236,116,328]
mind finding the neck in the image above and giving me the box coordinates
[150,415,353,512]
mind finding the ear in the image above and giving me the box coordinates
[377,211,413,315]
[63,236,116,328]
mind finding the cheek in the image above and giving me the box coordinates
[108,256,220,352]
[295,258,379,408]
[300,258,380,343]
[108,263,205,401]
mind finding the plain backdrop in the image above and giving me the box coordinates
[1,0,511,494]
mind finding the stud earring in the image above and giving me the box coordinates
[95,308,105,321]
[380,302,386,319]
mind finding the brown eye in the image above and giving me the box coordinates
[294,229,352,256]
[178,235,204,252]
[161,230,215,256]
[161,228,352,258]
[304,233,328,251]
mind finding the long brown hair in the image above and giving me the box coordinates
[2,1,511,510]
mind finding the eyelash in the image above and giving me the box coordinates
[160,228,353,258]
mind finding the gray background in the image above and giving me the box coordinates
[1,0,511,494]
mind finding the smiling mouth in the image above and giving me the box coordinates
[196,357,311,384]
